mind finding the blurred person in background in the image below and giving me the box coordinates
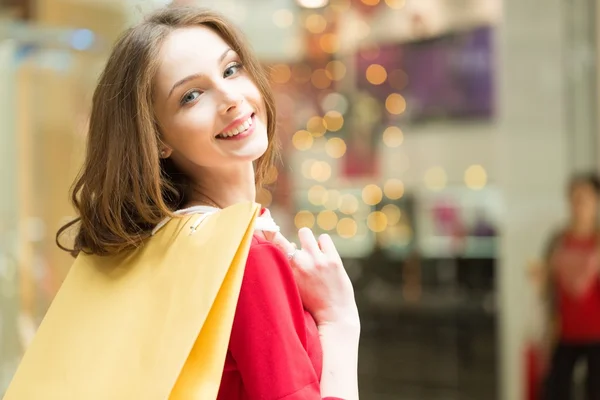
[542,173,600,400]
[55,6,359,400]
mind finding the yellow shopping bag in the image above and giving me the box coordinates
[3,202,261,400]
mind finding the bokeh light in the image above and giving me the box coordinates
[325,137,347,158]
[384,179,405,199]
[337,218,358,238]
[305,14,327,34]
[366,64,387,85]
[311,68,332,89]
[321,92,349,114]
[386,93,407,115]
[367,211,388,232]
[308,185,328,205]
[385,0,406,9]
[320,33,340,53]
[424,166,448,191]
[70,29,95,51]
[301,159,317,179]
[325,60,347,81]
[256,187,273,207]
[317,210,339,231]
[381,204,402,225]
[362,184,383,205]
[311,161,332,182]
[382,126,404,147]
[323,110,344,132]
[307,116,328,136]
[361,0,380,6]
[270,64,291,84]
[338,194,359,215]
[464,164,488,190]
[295,210,315,229]
[292,129,314,151]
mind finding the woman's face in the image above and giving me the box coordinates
[153,26,268,176]
[570,182,599,223]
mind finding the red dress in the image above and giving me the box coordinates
[217,235,344,400]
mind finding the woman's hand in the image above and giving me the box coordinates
[270,227,359,328]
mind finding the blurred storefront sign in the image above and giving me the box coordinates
[339,0,501,53]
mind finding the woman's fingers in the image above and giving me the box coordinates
[298,227,322,259]
[269,232,314,271]
[318,233,342,264]
[265,226,359,327]
[269,231,295,254]
[268,228,338,273]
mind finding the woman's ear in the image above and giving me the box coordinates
[160,148,172,158]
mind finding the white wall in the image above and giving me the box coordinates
[497,0,572,399]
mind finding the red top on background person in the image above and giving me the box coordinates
[551,232,600,342]
[55,6,360,399]
[542,173,600,400]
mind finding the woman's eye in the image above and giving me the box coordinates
[181,90,201,105]
[224,62,243,78]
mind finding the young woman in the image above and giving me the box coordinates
[56,6,360,400]
[542,173,600,400]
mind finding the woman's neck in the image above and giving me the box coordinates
[568,221,597,237]
[185,164,256,209]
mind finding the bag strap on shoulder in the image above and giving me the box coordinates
[151,205,280,236]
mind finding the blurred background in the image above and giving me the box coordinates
[0,0,598,399]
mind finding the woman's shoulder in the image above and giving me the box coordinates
[244,233,294,282]
[249,233,287,256]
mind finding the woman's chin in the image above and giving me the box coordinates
[245,130,269,160]
[229,138,268,163]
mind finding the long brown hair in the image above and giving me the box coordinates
[57,6,278,257]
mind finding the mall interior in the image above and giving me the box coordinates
[0,0,599,399]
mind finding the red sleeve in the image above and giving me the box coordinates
[229,242,343,400]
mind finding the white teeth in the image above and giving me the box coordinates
[218,116,254,138]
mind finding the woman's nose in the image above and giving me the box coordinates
[218,86,244,115]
